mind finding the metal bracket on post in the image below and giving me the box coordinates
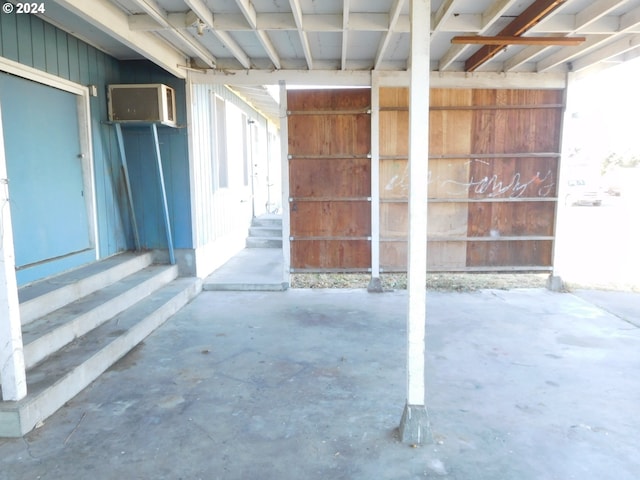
[114,123,141,252]
[150,124,176,265]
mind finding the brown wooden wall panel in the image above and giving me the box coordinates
[288,88,371,111]
[467,157,558,199]
[292,240,371,270]
[467,202,556,237]
[290,201,371,237]
[380,111,409,156]
[430,111,473,156]
[466,240,553,267]
[380,202,408,238]
[380,158,409,199]
[381,241,467,271]
[288,114,371,156]
[472,89,563,107]
[290,158,371,198]
[380,158,473,200]
[288,89,372,271]
[380,87,409,108]
[289,87,563,272]
[380,241,407,270]
[381,202,469,238]
[428,158,472,199]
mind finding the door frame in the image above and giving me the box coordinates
[0,56,99,261]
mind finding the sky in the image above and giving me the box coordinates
[566,57,640,161]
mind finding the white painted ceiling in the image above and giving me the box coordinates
[36,0,640,123]
[41,0,640,75]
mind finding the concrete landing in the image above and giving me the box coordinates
[203,248,287,291]
[0,287,638,479]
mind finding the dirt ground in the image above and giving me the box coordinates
[290,272,548,291]
[291,272,639,292]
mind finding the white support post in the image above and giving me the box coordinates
[368,71,383,293]
[547,73,572,292]
[279,81,291,288]
[0,103,27,402]
[399,0,431,445]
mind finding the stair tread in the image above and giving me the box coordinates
[21,265,178,346]
[2,278,198,407]
[18,252,153,304]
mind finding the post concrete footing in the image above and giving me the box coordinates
[398,403,431,445]
[546,275,565,292]
[367,277,383,293]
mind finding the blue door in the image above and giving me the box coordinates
[0,72,94,284]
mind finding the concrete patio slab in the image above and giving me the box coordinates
[0,287,638,479]
[203,248,287,291]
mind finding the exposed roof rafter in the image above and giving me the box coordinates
[52,0,188,77]
[374,0,405,70]
[289,0,313,70]
[439,0,519,71]
[129,0,216,68]
[341,0,350,70]
[183,0,250,69]
[505,0,628,71]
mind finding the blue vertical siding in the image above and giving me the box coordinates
[0,14,135,264]
[1,14,195,279]
[119,60,193,250]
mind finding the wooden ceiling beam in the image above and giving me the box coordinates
[464,0,568,72]
[453,35,586,46]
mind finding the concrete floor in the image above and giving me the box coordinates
[1,287,638,479]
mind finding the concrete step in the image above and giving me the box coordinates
[251,214,282,228]
[21,265,179,370]
[249,226,282,238]
[203,248,287,292]
[0,277,202,437]
[19,252,154,325]
[246,237,283,248]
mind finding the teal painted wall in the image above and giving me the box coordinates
[119,61,192,250]
[0,13,134,263]
[0,15,193,281]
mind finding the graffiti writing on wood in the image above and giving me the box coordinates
[384,160,555,198]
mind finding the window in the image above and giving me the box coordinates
[211,94,228,190]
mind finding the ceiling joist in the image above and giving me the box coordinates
[465,0,568,71]
[452,35,586,46]
[439,0,519,71]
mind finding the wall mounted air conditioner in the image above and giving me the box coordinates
[108,84,177,127]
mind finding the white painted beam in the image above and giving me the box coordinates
[342,0,350,70]
[0,102,27,402]
[190,68,371,86]
[370,72,381,279]
[279,81,291,286]
[53,0,187,78]
[188,68,566,89]
[233,0,258,28]
[289,0,313,69]
[533,4,640,72]
[406,0,430,409]
[537,34,609,72]
[374,0,405,70]
[130,0,216,68]
[398,0,431,445]
[228,0,281,68]
[256,31,282,70]
[570,34,640,71]
[432,0,456,31]
[505,0,628,72]
[183,0,250,69]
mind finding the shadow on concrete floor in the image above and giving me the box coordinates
[1,288,638,479]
